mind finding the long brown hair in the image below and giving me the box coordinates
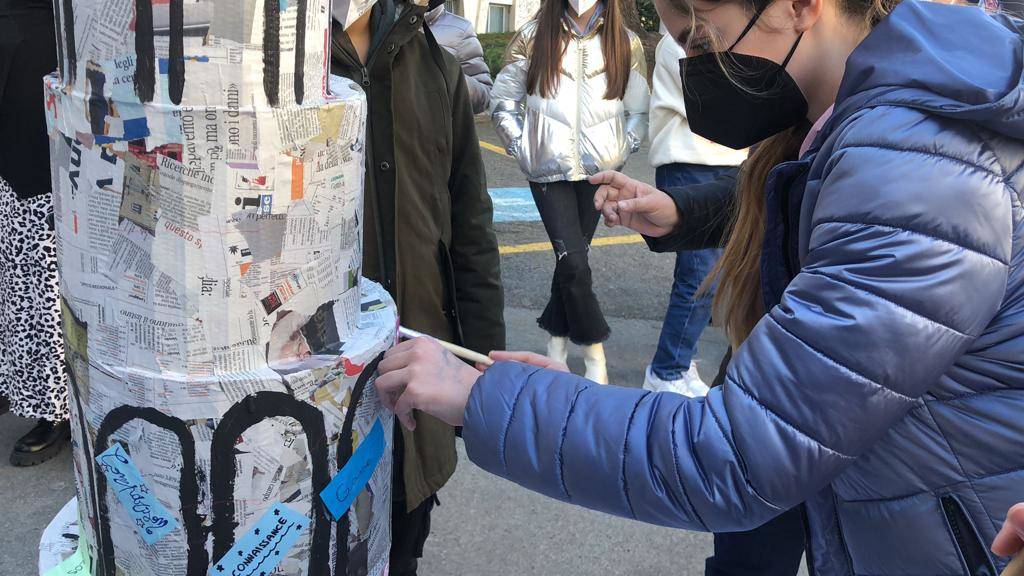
[697,0,900,347]
[525,0,632,100]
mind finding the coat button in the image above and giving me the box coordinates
[386,43,395,53]
[409,15,418,24]
[380,161,391,171]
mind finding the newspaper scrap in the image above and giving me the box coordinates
[43,1,396,575]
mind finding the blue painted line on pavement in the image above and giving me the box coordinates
[489,187,540,222]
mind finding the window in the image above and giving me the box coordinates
[444,0,463,16]
[487,3,511,32]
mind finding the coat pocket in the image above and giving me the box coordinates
[940,495,998,576]
[438,240,464,346]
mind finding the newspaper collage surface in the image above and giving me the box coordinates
[41,1,397,575]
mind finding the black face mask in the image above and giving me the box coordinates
[679,5,808,150]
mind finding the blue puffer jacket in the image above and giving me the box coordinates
[462,3,1024,574]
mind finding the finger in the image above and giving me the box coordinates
[593,184,610,210]
[601,201,621,227]
[374,367,411,397]
[992,504,1024,556]
[589,170,628,188]
[618,194,657,215]
[378,345,418,374]
[393,392,418,431]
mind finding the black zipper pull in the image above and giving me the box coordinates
[360,66,370,87]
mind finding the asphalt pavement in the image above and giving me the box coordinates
[0,119,742,575]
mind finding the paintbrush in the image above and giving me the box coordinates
[398,326,494,367]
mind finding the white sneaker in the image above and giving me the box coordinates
[643,364,710,397]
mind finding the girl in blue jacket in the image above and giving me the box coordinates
[378,0,1024,572]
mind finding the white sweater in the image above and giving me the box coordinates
[649,35,748,168]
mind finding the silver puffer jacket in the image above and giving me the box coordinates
[425,5,493,114]
[491,18,650,183]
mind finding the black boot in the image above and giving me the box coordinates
[11,419,70,467]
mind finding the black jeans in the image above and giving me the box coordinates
[530,180,610,345]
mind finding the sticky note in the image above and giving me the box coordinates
[320,417,385,521]
[209,503,309,576]
[43,542,90,576]
[95,443,178,544]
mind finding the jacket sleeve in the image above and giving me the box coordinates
[453,24,493,114]
[623,32,650,153]
[644,167,738,252]
[462,138,1011,531]
[489,23,532,154]
[447,60,506,354]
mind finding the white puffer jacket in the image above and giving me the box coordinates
[490,17,650,183]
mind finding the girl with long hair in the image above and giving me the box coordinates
[490,0,650,383]
[382,0,1024,571]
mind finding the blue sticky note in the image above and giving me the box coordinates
[95,443,178,545]
[319,418,385,521]
[209,503,308,576]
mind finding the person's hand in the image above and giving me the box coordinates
[590,170,680,237]
[482,350,570,373]
[993,502,1024,557]
[376,337,481,431]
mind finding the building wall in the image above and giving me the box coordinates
[449,0,540,33]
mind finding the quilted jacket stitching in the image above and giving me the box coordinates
[555,384,591,499]
[809,220,1007,265]
[669,401,710,530]
[799,269,977,339]
[765,313,915,404]
[620,391,651,519]
[726,374,857,461]
[499,369,537,476]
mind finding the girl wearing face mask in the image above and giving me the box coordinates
[490,0,650,384]
[383,0,1024,572]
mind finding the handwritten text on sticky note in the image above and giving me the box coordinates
[95,443,178,545]
[209,503,308,576]
[320,417,385,521]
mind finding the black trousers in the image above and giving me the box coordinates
[389,419,436,576]
[530,180,610,345]
[705,505,806,576]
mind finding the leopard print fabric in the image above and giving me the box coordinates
[0,177,68,421]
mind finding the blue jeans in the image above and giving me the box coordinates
[650,163,733,380]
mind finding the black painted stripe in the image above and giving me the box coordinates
[52,0,65,84]
[134,0,155,102]
[263,0,281,106]
[334,353,384,576]
[94,407,207,576]
[294,0,307,104]
[62,0,76,84]
[168,0,185,104]
[210,391,331,574]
